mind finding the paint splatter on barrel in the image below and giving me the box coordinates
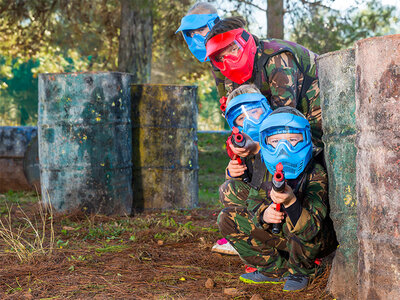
[0,126,37,192]
[131,84,198,210]
[318,49,357,299]
[38,72,133,215]
[355,35,400,299]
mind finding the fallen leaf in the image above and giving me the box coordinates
[250,294,264,300]
[223,288,240,296]
[62,226,75,231]
[22,293,33,300]
[205,278,215,289]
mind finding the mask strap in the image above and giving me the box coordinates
[207,16,219,29]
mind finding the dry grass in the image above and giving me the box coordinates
[0,193,55,262]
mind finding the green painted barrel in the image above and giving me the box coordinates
[38,72,133,215]
[317,49,357,299]
[131,84,198,210]
[355,35,400,300]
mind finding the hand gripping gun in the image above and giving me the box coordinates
[226,127,251,183]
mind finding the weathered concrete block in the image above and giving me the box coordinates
[318,49,358,299]
[355,34,400,300]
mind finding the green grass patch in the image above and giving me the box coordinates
[95,244,130,253]
[84,222,126,240]
[198,132,229,208]
[0,191,38,214]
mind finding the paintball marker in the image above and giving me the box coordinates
[271,162,285,234]
[226,127,251,183]
[219,96,227,114]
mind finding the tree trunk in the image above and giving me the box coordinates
[118,0,153,83]
[267,0,284,39]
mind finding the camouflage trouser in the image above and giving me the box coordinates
[217,179,325,277]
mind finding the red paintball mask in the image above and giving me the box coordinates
[205,28,257,84]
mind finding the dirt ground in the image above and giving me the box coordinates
[0,196,334,300]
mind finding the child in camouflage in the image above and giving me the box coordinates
[212,84,271,256]
[217,105,337,292]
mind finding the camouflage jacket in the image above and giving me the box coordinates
[214,38,323,148]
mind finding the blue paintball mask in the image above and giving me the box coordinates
[225,93,272,142]
[176,13,219,62]
[259,112,313,179]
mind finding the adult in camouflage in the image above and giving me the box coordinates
[205,17,323,149]
[175,2,230,98]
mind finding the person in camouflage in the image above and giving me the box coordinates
[219,104,337,291]
[205,17,323,149]
[175,3,230,99]
[175,3,239,255]
[175,2,219,62]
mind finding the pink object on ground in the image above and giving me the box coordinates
[217,238,228,245]
[211,239,239,255]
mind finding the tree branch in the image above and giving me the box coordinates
[300,0,339,12]
[235,0,266,12]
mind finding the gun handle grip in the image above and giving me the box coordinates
[272,223,282,234]
[272,202,281,234]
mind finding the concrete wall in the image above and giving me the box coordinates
[319,34,400,300]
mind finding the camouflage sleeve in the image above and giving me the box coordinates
[285,163,328,241]
[210,64,227,98]
[265,52,302,110]
[245,187,272,229]
[227,157,273,228]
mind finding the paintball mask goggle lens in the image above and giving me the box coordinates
[234,103,267,127]
[265,129,304,149]
[225,93,272,142]
[176,14,219,62]
[214,41,243,63]
[262,128,309,152]
[184,26,207,37]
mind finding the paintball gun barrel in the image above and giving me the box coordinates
[271,162,285,234]
[219,96,227,114]
[231,127,246,148]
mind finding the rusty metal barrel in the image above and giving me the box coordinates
[131,84,198,210]
[318,49,357,299]
[0,126,38,192]
[355,35,400,299]
[38,72,133,215]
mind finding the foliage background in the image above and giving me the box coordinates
[0,0,398,128]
